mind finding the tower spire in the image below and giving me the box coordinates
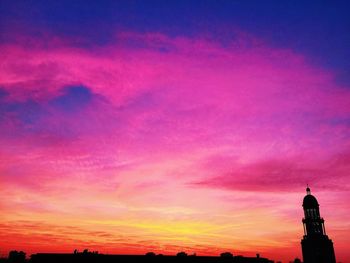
[306,184,311,195]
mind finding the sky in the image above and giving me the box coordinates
[0,1,350,262]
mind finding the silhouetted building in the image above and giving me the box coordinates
[8,251,26,263]
[301,187,336,263]
[30,252,273,263]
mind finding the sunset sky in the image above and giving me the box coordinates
[1,1,350,262]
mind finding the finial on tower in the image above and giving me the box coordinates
[306,184,311,195]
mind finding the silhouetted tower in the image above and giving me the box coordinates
[301,187,336,263]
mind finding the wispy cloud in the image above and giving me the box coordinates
[193,151,350,192]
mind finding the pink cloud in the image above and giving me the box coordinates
[0,31,350,262]
[194,151,350,192]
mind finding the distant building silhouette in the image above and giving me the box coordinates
[8,251,25,263]
[220,252,233,258]
[301,187,336,263]
[30,252,274,263]
[176,252,188,257]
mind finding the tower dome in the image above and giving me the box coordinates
[303,187,319,209]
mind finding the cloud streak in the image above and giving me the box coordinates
[194,151,350,192]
